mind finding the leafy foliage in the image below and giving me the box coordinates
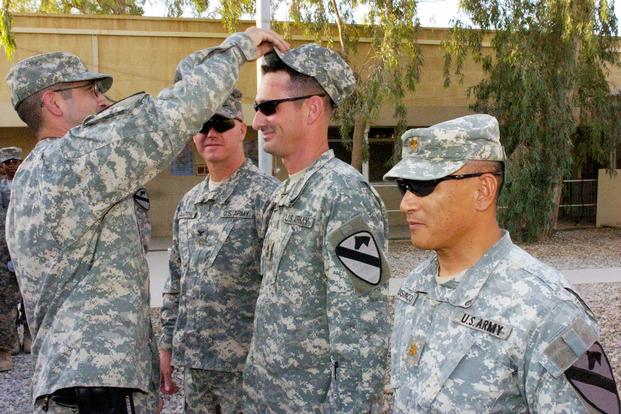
[444,0,620,241]
[173,0,424,171]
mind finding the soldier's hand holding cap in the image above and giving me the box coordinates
[244,27,290,58]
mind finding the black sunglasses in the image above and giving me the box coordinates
[396,172,502,197]
[253,94,326,116]
[199,115,237,134]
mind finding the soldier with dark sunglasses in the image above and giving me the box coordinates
[385,114,619,413]
[243,44,391,413]
[159,89,278,413]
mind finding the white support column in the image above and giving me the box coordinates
[362,123,370,181]
[256,0,273,176]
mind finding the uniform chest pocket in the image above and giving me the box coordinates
[419,332,517,413]
[180,217,234,270]
[260,225,293,285]
[203,220,235,267]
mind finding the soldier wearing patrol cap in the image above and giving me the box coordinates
[385,114,620,413]
[243,44,391,413]
[4,28,288,413]
[0,146,32,365]
[158,89,278,413]
[0,146,23,371]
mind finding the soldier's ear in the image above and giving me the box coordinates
[474,173,498,212]
[305,95,323,125]
[40,90,63,117]
[238,122,247,141]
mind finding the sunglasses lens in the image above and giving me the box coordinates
[255,101,278,116]
[397,180,408,197]
[397,179,437,197]
[200,118,235,134]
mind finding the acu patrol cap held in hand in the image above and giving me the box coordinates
[215,88,244,121]
[384,114,506,181]
[264,43,355,107]
[0,147,22,164]
[6,52,113,109]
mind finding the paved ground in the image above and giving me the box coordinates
[1,227,620,413]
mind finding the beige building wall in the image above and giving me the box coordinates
[1,14,619,236]
[596,169,621,227]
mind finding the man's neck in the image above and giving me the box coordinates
[436,224,502,277]
[207,156,245,183]
[282,140,329,175]
[36,125,69,141]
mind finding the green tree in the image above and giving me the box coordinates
[443,0,620,241]
[169,0,424,172]
[1,0,144,58]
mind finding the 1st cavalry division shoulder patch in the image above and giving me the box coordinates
[335,231,382,286]
[566,341,620,414]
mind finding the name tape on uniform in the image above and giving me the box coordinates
[221,209,252,219]
[397,287,417,306]
[454,311,512,340]
[284,214,314,228]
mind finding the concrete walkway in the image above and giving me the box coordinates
[145,238,621,306]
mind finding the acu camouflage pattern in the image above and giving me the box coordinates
[391,231,603,413]
[383,114,506,181]
[0,146,22,164]
[0,177,12,210]
[183,367,244,413]
[160,159,278,372]
[5,32,259,408]
[243,150,390,413]
[0,198,19,353]
[215,87,244,120]
[265,44,355,107]
[5,52,113,109]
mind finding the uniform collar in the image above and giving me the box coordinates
[407,231,513,308]
[272,150,334,207]
[195,159,253,205]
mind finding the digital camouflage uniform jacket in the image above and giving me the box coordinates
[5,33,258,405]
[244,150,391,413]
[392,231,602,413]
[160,159,278,371]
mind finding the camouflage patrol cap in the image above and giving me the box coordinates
[6,52,113,109]
[384,114,506,181]
[0,147,22,164]
[264,44,355,106]
[215,88,243,121]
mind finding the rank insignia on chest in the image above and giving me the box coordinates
[454,311,512,340]
[406,340,424,366]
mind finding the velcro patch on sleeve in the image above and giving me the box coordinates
[541,318,599,378]
[565,341,620,413]
[328,215,390,293]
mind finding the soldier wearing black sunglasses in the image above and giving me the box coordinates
[384,114,617,413]
[244,44,391,413]
[159,89,279,413]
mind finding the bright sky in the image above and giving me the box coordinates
[143,0,621,29]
